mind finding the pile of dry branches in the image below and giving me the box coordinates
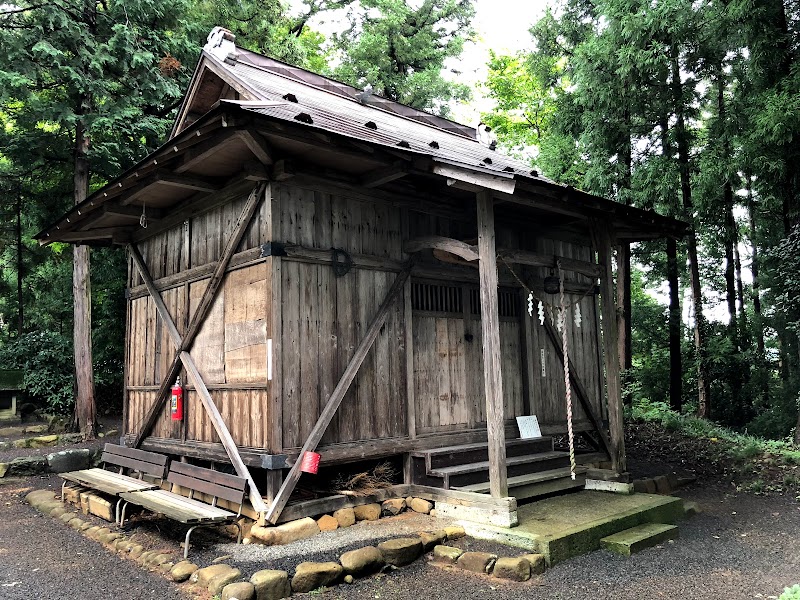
[332,462,397,496]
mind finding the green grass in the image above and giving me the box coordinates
[779,584,800,600]
[629,399,800,497]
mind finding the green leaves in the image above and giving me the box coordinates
[331,0,475,114]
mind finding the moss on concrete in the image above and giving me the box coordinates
[600,523,679,556]
[463,491,685,566]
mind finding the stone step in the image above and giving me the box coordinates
[600,523,679,556]
[431,451,570,488]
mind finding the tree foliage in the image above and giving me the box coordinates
[331,0,475,115]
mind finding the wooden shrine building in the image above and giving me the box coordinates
[38,29,687,526]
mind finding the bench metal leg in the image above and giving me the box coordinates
[119,501,131,527]
[61,479,67,502]
[115,498,124,526]
[184,525,200,560]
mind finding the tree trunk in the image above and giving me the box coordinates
[667,238,682,412]
[616,91,633,375]
[671,49,710,418]
[733,227,747,341]
[15,188,23,336]
[746,175,765,357]
[72,118,95,437]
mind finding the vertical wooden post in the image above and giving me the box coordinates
[476,189,507,498]
[265,184,283,508]
[593,220,626,474]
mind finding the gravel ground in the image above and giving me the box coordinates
[0,476,186,600]
[320,484,800,600]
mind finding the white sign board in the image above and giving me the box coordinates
[516,415,542,439]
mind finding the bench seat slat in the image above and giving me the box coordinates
[120,489,236,524]
[167,471,246,504]
[61,468,160,496]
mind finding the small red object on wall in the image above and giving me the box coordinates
[300,451,321,474]
[170,377,183,421]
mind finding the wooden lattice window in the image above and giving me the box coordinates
[411,282,463,315]
[414,282,519,320]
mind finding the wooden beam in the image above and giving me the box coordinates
[156,171,223,193]
[55,227,130,242]
[131,176,254,243]
[434,163,516,195]
[237,130,274,166]
[104,203,164,220]
[265,264,413,524]
[361,162,408,188]
[130,183,267,450]
[175,129,238,174]
[404,235,479,262]
[498,248,603,279]
[592,219,626,473]
[476,189,508,498]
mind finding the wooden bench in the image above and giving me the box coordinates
[59,444,169,524]
[119,461,247,558]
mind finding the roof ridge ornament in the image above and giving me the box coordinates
[205,27,239,64]
[476,122,497,151]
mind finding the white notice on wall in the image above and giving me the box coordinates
[516,415,542,439]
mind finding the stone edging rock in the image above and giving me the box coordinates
[632,473,696,495]
[26,489,548,599]
[0,447,101,478]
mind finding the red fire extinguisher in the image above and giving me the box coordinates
[170,377,183,421]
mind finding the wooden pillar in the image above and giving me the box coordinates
[593,221,626,474]
[476,189,508,498]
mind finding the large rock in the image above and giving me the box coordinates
[86,493,115,522]
[24,424,48,434]
[377,537,423,567]
[492,557,531,582]
[170,561,199,582]
[317,514,339,532]
[381,498,406,516]
[58,432,84,445]
[222,582,255,600]
[25,489,56,508]
[291,562,343,593]
[432,545,463,564]
[0,463,9,478]
[250,517,320,546]
[457,552,497,574]
[418,530,447,551]
[8,456,47,476]
[353,503,381,522]
[333,507,356,528]
[192,564,236,586]
[209,569,242,596]
[444,526,466,541]
[250,569,291,600]
[29,434,58,448]
[339,546,384,576]
[47,449,92,473]
[520,553,546,575]
[408,498,433,514]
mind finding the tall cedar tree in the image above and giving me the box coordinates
[332,0,475,115]
[0,1,196,435]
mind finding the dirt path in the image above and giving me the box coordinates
[0,478,185,600]
[322,485,800,600]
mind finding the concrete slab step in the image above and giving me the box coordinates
[600,523,679,556]
[454,466,586,494]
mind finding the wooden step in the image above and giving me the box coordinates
[413,437,554,470]
[430,451,570,488]
[600,523,679,556]
[454,466,587,499]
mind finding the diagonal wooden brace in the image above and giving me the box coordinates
[264,263,413,524]
[127,183,268,512]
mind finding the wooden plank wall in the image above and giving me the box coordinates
[125,178,605,458]
[125,190,271,449]
[275,184,407,450]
